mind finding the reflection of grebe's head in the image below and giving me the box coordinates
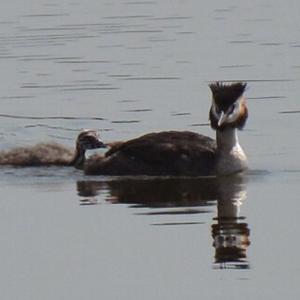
[76,130,106,152]
[209,82,248,131]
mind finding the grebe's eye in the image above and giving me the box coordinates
[215,106,222,114]
[228,104,235,115]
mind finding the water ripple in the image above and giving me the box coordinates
[0,114,105,121]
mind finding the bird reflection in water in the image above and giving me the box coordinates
[76,175,250,269]
[211,176,250,270]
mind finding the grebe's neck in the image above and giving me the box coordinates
[215,128,248,175]
[216,128,240,152]
[70,147,85,169]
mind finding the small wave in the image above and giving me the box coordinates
[0,114,105,121]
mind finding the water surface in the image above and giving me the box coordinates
[1,0,300,299]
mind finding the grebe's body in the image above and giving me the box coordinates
[0,130,105,169]
[85,82,248,176]
[86,131,217,176]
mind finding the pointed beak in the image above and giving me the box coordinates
[217,111,228,127]
[94,139,107,149]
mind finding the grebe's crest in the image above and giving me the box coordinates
[209,82,248,131]
[209,82,246,110]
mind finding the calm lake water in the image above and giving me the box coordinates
[1,0,300,299]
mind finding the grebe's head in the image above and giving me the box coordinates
[209,82,248,131]
[76,130,106,152]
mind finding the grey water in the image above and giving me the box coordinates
[1,0,300,299]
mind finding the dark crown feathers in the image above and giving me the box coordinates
[209,82,247,111]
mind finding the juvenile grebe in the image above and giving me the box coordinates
[85,82,248,176]
[0,129,105,169]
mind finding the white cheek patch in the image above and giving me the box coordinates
[86,148,107,158]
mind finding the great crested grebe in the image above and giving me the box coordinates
[84,82,248,176]
[0,129,105,169]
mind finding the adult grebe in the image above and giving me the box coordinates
[0,129,105,169]
[85,82,248,176]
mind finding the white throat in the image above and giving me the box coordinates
[216,128,240,151]
[215,128,248,175]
